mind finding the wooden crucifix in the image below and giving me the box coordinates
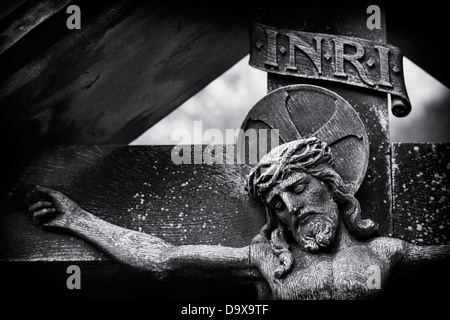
[25,85,450,300]
[2,2,450,301]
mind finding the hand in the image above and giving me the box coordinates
[29,186,85,229]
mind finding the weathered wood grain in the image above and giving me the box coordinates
[251,2,392,236]
[0,1,248,145]
[1,145,264,262]
[2,144,450,299]
[0,0,71,56]
[384,143,450,300]
[392,143,450,245]
[248,21,410,116]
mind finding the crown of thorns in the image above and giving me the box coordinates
[247,137,333,200]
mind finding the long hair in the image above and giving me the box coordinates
[247,138,378,279]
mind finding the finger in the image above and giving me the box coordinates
[29,201,53,212]
[33,207,56,217]
[35,185,59,197]
[34,185,68,206]
[32,208,56,224]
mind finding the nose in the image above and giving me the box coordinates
[281,192,304,214]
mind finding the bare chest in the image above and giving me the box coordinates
[255,246,388,300]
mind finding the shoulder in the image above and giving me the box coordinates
[250,239,271,256]
[249,238,276,266]
[367,236,407,262]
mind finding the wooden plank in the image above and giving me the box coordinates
[1,145,264,262]
[3,143,449,299]
[0,1,131,81]
[0,2,248,144]
[386,143,450,300]
[0,0,71,56]
[252,2,392,236]
[392,143,450,245]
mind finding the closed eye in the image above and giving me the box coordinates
[292,183,307,194]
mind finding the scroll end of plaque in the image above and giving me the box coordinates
[391,96,411,118]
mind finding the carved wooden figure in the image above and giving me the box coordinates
[28,134,450,299]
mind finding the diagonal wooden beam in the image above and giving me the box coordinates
[0,1,249,145]
[0,0,71,55]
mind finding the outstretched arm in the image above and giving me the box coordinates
[29,186,260,281]
[401,242,450,268]
[370,237,450,273]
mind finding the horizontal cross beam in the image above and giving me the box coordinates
[1,143,449,299]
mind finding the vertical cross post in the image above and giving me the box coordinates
[250,2,392,235]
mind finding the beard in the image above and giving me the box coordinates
[293,214,338,253]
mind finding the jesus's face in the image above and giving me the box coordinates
[263,171,339,253]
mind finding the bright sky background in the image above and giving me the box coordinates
[131,55,450,145]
